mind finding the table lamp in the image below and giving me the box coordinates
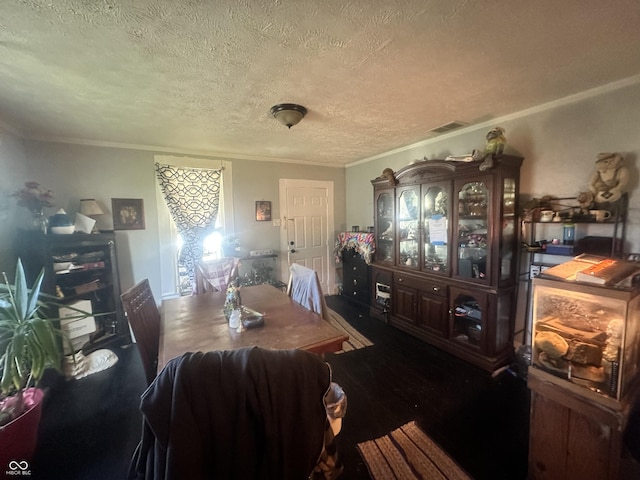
[79,198,104,233]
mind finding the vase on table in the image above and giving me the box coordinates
[32,209,48,234]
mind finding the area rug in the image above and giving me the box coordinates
[326,307,374,352]
[357,421,472,480]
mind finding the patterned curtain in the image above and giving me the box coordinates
[155,163,222,293]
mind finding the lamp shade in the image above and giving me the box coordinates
[79,199,104,216]
[270,103,307,128]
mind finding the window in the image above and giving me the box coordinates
[176,222,225,296]
[155,155,233,299]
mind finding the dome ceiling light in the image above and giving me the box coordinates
[270,103,307,129]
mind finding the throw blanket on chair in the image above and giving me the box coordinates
[288,263,330,320]
[128,347,338,480]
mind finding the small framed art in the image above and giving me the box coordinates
[112,198,145,230]
[255,201,272,222]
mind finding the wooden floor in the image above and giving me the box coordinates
[324,295,530,479]
[30,294,531,479]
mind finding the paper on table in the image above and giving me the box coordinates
[75,212,96,234]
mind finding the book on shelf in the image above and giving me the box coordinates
[539,254,607,281]
[575,258,640,286]
[540,254,640,286]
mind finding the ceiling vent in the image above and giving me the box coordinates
[429,121,468,134]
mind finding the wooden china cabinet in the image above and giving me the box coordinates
[370,155,523,371]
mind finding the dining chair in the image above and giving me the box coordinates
[128,347,345,480]
[195,256,239,294]
[120,279,160,385]
[287,263,330,321]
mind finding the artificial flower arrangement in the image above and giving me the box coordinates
[12,181,55,215]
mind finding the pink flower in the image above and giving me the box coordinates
[11,181,55,213]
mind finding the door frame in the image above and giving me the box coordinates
[279,179,336,295]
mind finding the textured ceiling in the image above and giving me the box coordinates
[1,0,640,166]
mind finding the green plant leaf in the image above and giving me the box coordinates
[25,335,44,382]
[31,317,61,369]
[13,259,29,321]
[1,258,104,400]
[1,342,21,392]
[25,268,46,320]
[0,344,12,392]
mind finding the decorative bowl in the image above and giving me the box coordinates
[51,225,75,234]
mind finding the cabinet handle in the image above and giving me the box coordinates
[397,277,404,282]
[353,279,358,285]
[352,266,357,271]
[433,286,440,292]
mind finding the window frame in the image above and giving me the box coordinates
[154,155,233,299]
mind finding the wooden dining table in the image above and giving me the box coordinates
[158,284,348,370]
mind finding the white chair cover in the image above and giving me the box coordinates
[287,263,330,321]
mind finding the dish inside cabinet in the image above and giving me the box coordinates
[531,277,640,401]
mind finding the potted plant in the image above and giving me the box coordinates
[0,258,92,465]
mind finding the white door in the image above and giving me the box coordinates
[279,179,335,295]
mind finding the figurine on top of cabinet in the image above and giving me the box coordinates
[479,126,507,171]
[380,168,398,187]
[589,152,629,204]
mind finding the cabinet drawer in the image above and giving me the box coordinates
[394,273,447,297]
[344,275,368,288]
[343,282,369,297]
[342,249,363,261]
[342,281,370,304]
[342,252,370,283]
[345,262,368,277]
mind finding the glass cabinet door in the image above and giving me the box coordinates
[422,184,449,274]
[397,187,420,268]
[375,191,394,264]
[500,178,517,282]
[451,289,486,350]
[456,180,490,281]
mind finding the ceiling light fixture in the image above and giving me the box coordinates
[270,103,307,129]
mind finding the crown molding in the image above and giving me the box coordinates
[347,73,640,168]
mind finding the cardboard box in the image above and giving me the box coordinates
[59,300,96,340]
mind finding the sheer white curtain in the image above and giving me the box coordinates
[155,163,222,293]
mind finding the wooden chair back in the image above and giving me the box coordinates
[120,279,160,385]
[195,257,239,294]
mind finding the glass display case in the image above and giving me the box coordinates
[451,290,485,348]
[455,180,490,281]
[423,183,449,274]
[531,276,640,401]
[375,190,394,264]
[398,187,420,268]
[370,155,523,372]
[501,178,517,281]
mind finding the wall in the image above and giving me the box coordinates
[231,159,347,252]
[3,78,638,342]
[0,129,28,276]
[345,79,640,342]
[4,142,345,300]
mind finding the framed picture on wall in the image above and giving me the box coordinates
[112,198,145,230]
[256,201,271,222]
